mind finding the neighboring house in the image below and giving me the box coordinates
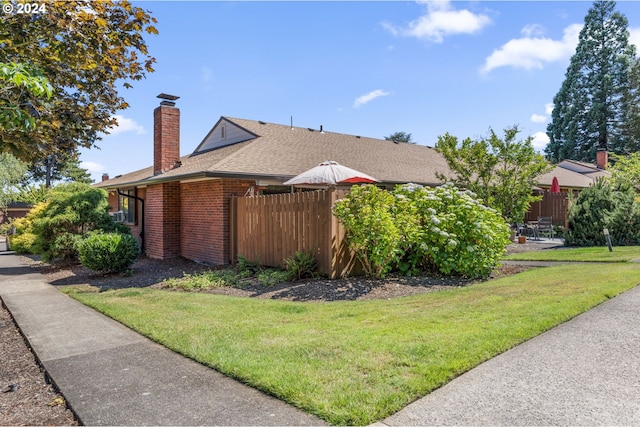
[536,152,611,192]
[526,152,611,226]
[0,202,32,225]
[96,95,453,266]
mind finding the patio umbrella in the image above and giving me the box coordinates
[550,176,560,193]
[283,160,379,186]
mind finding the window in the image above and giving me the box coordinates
[118,189,136,224]
[221,124,226,140]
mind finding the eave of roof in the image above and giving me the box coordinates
[96,116,452,190]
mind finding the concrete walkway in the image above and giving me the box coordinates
[0,240,325,426]
[382,281,640,425]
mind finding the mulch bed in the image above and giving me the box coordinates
[1,240,558,425]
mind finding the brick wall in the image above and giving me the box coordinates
[145,182,181,259]
[154,104,180,175]
[180,179,254,265]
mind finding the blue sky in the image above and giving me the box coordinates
[80,1,640,182]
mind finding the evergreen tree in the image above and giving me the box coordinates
[384,131,415,144]
[546,0,637,163]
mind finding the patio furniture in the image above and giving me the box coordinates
[537,216,554,239]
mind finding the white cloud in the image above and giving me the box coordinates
[81,161,106,174]
[521,24,545,38]
[353,89,390,108]
[530,114,547,124]
[531,131,550,152]
[107,115,146,136]
[545,103,554,115]
[382,0,491,44]
[481,23,582,74]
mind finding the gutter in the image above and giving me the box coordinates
[116,189,145,253]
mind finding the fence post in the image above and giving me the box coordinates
[328,187,339,279]
[229,195,237,265]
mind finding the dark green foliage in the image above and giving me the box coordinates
[565,179,640,246]
[9,182,128,261]
[78,232,140,273]
[384,131,415,144]
[236,255,261,274]
[546,0,638,162]
[284,250,318,280]
[33,183,128,261]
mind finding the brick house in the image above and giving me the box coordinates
[96,94,452,266]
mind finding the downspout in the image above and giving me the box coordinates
[117,189,145,253]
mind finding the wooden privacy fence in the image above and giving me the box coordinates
[229,189,361,279]
[525,191,569,228]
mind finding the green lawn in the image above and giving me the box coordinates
[504,245,640,262]
[63,262,640,425]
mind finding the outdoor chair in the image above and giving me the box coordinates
[537,216,554,240]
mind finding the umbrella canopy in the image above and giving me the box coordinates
[283,160,379,186]
[550,176,560,193]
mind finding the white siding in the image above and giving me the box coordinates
[195,119,256,153]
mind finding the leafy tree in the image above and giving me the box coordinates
[610,152,640,192]
[0,62,52,133]
[26,152,93,187]
[11,182,128,261]
[436,126,551,225]
[0,152,28,216]
[384,131,415,144]
[546,0,637,163]
[0,0,158,163]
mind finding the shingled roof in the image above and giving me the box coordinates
[536,159,611,190]
[96,117,452,188]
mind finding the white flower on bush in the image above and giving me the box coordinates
[402,183,423,192]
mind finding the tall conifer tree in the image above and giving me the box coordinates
[546,0,637,163]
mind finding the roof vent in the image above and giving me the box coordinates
[307,128,314,132]
[157,93,179,107]
[320,125,324,133]
[355,135,361,139]
[259,121,266,125]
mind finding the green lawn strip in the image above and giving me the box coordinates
[504,245,640,262]
[63,263,640,425]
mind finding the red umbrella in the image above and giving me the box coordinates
[550,176,560,193]
[283,161,378,186]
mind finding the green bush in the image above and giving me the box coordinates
[237,255,261,274]
[333,183,511,279]
[78,232,140,273]
[395,183,511,278]
[332,185,402,278]
[284,250,318,280]
[566,179,640,246]
[9,231,38,254]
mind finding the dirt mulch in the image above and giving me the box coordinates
[0,304,78,426]
[1,240,559,425]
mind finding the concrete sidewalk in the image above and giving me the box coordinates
[382,281,640,426]
[0,241,325,426]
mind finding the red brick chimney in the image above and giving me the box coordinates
[154,93,180,175]
[101,173,109,182]
[596,149,608,170]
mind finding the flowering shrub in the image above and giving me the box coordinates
[333,183,510,279]
[395,183,511,278]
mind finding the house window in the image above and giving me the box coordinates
[118,189,136,224]
[221,124,226,140]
